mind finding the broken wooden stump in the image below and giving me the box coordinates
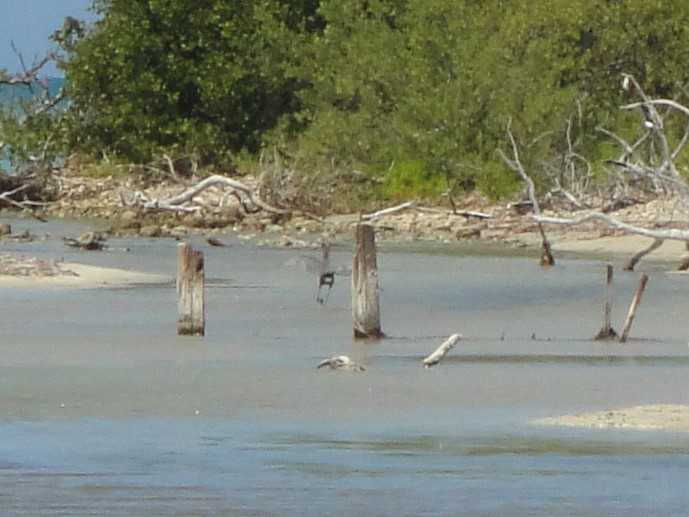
[423,334,462,368]
[352,223,382,339]
[619,273,649,343]
[595,263,618,340]
[177,242,205,336]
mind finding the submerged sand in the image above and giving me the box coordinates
[534,404,689,432]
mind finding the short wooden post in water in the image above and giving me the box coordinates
[352,223,382,339]
[595,263,617,340]
[619,273,649,343]
[177,242,205,336]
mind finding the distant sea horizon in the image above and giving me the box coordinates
[0,78,67,172]
[0,77,65,106]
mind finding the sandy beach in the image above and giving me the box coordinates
[0,257,170,289]
[553,233,689,262]
[534,404,689,432]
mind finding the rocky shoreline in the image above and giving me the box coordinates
[12,170,689,262]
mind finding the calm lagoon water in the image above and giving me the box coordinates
[1,218,689,515]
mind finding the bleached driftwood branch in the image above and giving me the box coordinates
[534,212,689,242]
[362,202,414,220]
[120,174,288,215]
[621,98,689,122]
[423,333,461,368]
[0,184,31,210]
[513,76,689,270]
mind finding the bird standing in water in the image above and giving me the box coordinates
[316,355,365,371]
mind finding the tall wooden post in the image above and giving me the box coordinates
[177,243,205,336]
[620,273,649,343]
[595,263,617,340]
[352,223,382,339]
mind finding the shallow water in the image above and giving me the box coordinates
[2,218,689,515]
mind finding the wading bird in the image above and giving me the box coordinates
[316,355,365,371]
[296,241,350,304]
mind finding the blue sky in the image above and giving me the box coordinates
[0,0,97,77]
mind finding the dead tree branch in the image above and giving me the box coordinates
[518,74,689,270]
[498,120,555,266]
[535,212,689,241]
[120,174,289,216]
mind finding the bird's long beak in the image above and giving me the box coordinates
[316,359,331,369]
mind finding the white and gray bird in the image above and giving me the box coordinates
[316,355,365,371]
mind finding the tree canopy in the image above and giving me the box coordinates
[6,0,689,206]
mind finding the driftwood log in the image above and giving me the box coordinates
[423,334,462,368]
[120,174,287,216]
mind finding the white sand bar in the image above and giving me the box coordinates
[0,259,170,289]
[534,404,689,432]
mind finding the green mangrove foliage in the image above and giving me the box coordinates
[7,0,689,205]
[58,0,320,164]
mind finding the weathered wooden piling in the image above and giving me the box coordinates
[595,263,617,340]
[352,223,382,339]
[177,242,205,336]
[619,273,649,343]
